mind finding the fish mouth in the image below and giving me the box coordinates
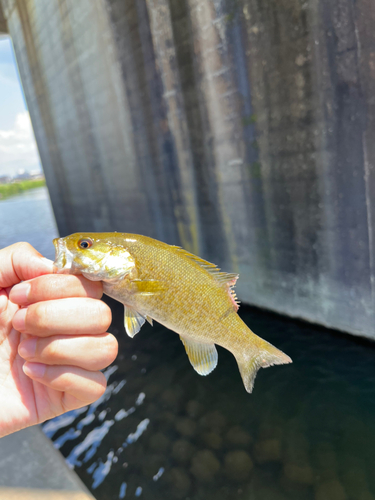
[53,237,75,274]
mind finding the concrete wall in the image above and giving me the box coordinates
[0,1,7,32]
[1,0,375,339]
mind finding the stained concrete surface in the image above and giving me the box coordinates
[0,426,94,499]
[0,1,6,32]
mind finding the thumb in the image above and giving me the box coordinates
[0,242,54,289]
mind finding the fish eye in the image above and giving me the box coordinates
[78,238,93,249]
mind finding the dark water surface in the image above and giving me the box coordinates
[0,187,58,259]
[43,297,375,500]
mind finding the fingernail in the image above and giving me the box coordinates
[10,282,31,305]
[40,257,54,269]
[12,308,27,332]
[23,362,46,378]
[18,337,37,359]
[32,256,54,272]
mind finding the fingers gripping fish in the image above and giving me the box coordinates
[53,233,292,392]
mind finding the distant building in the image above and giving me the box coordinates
[13,169,44,181]
[0,171,44,184]
[14,169,31,181]
[29,170,44,180]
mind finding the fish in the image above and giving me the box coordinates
[53,233,292,392]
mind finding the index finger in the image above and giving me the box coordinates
[10,274,103,306]
[0,242,53,289]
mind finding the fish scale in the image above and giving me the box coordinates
[53,232,292,392]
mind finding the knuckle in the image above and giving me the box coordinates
[31,275,71,300]
[29,302,48,331]
[58,372,76,393]
[13,242,34,253]
[27,275,55,301]
[33,274,56,291]
[42,338,60,360]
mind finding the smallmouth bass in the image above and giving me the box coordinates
[53,233,291,392]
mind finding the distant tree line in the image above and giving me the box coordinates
[0,179,46,200]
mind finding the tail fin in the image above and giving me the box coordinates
[235,340,292,393]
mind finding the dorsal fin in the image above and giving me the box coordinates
[173,247,240,310]
[173,247,239,287]
[229,280,240,311]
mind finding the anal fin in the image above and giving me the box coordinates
[124,305,147,338]
[180,336,218,376]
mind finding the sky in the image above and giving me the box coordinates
[0,36,41,177]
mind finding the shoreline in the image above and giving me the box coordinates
[0,179,46,200]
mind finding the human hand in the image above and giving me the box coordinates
[0,242,117,438]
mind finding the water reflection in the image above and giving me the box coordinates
[43,406,88,440]
[119,482,127,498]
[42,297,375,500]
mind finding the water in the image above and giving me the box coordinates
[43,297,375,500]
[2,188,374,499]
[0,187,58,259]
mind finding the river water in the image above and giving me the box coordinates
[0,187,58,259]
[43,300,375,500]
[2,188,375,500]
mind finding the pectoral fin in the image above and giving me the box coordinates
[180,336,218,376]
[124,305,147,338]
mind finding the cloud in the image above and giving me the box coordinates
[0,111,41,176]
